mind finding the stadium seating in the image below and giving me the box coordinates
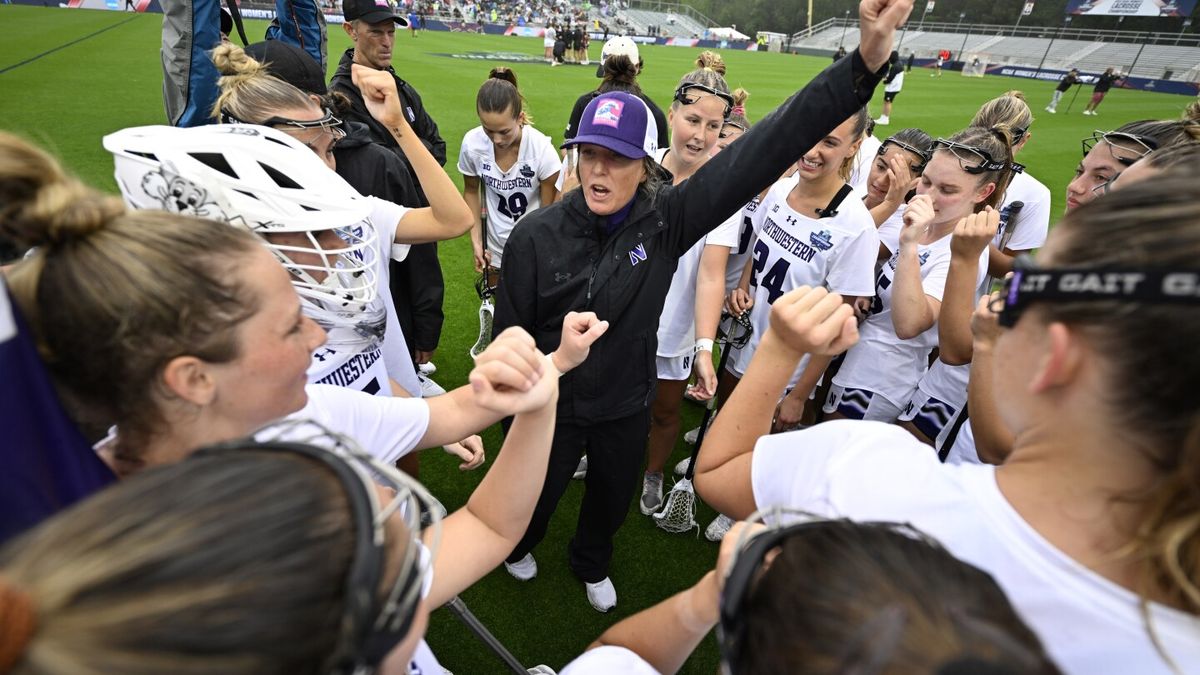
[791,19,1200,81]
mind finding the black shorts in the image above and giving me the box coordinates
[884,90,899,102]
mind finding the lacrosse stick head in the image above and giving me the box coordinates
[469,299,495,360]
[653,477,699,534]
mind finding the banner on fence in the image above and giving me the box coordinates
[1065,0,1196,17]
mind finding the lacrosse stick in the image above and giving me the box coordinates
[654,311,754,534]
[984,200,1023,292]
[469,271,496,360]
[470,212,498,360]
[445,596,529,674]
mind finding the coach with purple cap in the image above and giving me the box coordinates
[493,0,914,612]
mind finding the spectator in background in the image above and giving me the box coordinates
[1045,68,1078,114]
[905,49,914,71]
[875,50,903,125]
[544,22,556,62]
[1083,67,1122,116]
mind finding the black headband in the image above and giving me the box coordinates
[996,255,1200,327]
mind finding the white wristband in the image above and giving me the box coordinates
[695,338,715,354]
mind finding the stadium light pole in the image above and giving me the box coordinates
[1035,15,1070,79]
[958,13,971,65]
[839,9,850,47]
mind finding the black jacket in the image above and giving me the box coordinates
[1056,72,1078,92]
[333,121,445,356]
[494,51,884,423]
[329,48,448,167]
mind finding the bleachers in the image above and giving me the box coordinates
[791,19,1200,82]
[624,7,707,38]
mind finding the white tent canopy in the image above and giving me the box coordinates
[708,26,750,40]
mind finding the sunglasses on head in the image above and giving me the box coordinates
[992,254,1200,327]
[674,83,735,119]
[1081,130,1157,167]
[932,138,1008,174]
[877,138,931,172]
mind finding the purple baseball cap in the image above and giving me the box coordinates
[562,91,658,159]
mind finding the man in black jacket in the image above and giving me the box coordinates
[330,0,446,167]
[492,0,908,613]
[326,0,448,383]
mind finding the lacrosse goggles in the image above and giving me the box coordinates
[931,138,1012,174]
[221,106,347,153]
[200,419,439,674]
[877,137,933,173]
[1081,130,1157,167]
[992,255,1200,328]
[674,82,736,120]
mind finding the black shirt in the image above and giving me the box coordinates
[1094,72,1120,93]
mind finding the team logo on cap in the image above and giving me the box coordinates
[593,99,624,128]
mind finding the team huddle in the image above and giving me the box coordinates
[3,0,1200,673]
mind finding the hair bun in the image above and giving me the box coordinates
[210,42,264,78]
[695,51,726,75]
[0,132,122,250]
[488,67,518,88]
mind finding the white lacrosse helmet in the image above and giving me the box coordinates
[102,124,380,327]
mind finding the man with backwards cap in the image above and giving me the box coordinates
[492,0,909,614]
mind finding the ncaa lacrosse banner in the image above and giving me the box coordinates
[1066,0,1197,17]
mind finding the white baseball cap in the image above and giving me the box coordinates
[596,36,640,77]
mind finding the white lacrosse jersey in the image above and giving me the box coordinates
[306,198,422,399]
[995,170,1051,254]
[727,195,764,291]
[908,181,1051,445]
[727,180,879,386]
[656,148,741,358]
[457,124,561,267]
[833,233,986,408]
[286,384,430,465]
[849,134,883,199]
[657,211,739,357]
[750,420,1200,675]
[561,646,661,674]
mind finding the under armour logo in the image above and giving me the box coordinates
[555,271,572,282]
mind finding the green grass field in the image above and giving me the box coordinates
[1,5,1195,672]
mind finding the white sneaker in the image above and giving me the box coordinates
[417,373,446,397]
[683,426,700,444]
[418,361,437,375]
[585,577,617,612]
[705,514,734,542]
[505,553,538,581]
[1045,107,1056,113]
[639,472,663,515]
[673,456,692,476]
[572,455,587,480]
[875,115,889,125]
